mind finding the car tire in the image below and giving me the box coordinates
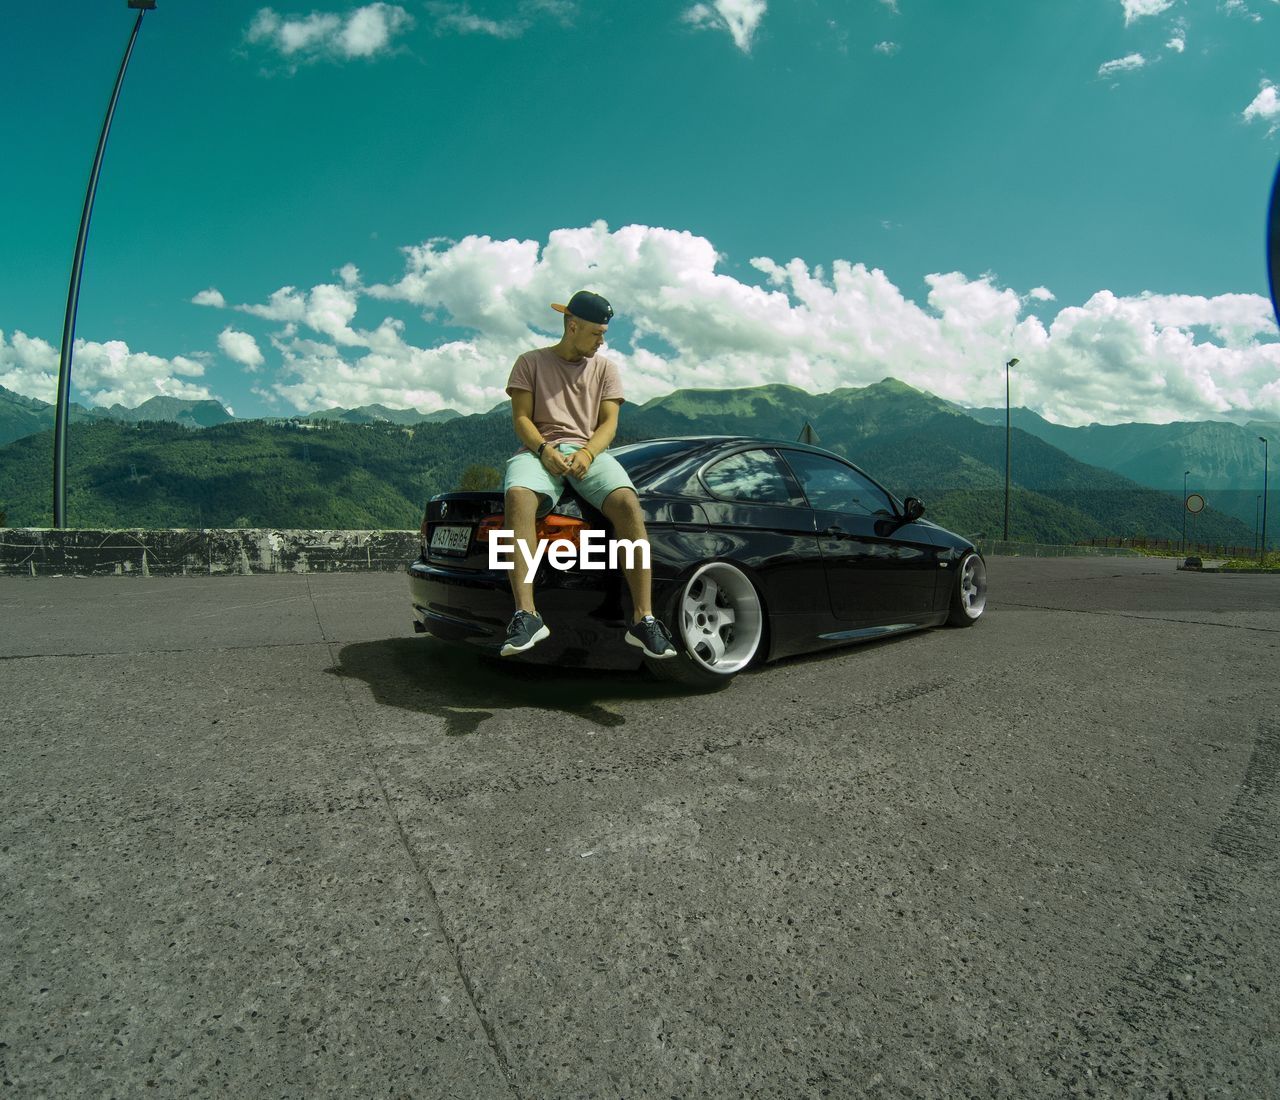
[946,551,987,627]
[645,561,767,690]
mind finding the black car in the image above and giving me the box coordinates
[408,437,987,688]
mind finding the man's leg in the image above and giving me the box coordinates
[499,486,551,656]
[602,489,676,659]
[601,488,653,621]
[504,486,541,613]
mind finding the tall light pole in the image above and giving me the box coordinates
[1261,437,1270,565]
[1257,495,1263,555]
[1182,469,1190,553]
[1003,357,1019,542]
[52,0,156,528]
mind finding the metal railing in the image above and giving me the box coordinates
[972,540,1142,559]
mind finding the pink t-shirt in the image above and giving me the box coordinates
[505,347,625,453]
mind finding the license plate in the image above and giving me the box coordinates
[430,525,471,555]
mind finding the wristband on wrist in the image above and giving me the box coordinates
[536,441,547,457]
[582,446,594,460]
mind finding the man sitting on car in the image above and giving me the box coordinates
[500,290,678,661]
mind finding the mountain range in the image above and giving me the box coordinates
[0,386,462,446]
[0,379,1266,548]
[962,405,1277,531]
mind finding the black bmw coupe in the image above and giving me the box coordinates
[408,437,987,688]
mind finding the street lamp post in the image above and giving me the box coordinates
[1182,469,1190,554]
[1257,495,1263,556]
[1261,437,1270,565]
[1003,357,1019,543]
[51,0,156,528]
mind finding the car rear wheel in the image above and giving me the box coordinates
[946,551,987,627]
[646,561,766,689]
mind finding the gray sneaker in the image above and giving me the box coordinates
[625,615,678,659]
[500,610,550,657]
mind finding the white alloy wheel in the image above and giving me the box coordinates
[948,552,987,626]
[679,561,764,674]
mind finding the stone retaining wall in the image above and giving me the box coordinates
[0,528,420,577]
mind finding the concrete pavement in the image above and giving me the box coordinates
[1,558,1277,1097]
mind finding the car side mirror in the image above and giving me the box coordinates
[902,497,926,522]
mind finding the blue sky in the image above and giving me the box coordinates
[2,0,1278,426]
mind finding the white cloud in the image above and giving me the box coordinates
[428,3,525,38]
[1243,81,1280,132]
[427,0,574,37]
[246,4,412,65]
[1020,291,1280,426]
[234,284,362,344]
[192,288,226,308]
[211,222,1280,426]
[1221,0,1262,21]
[525,0,576,17]
[873,41,900,55]
[1121,0,1174,25]
[218,327,265,370]
[2,329,221,408]
[341,2,411,53]
[1099,53,1146,77]
[879,0,899,12]
[77,343,211,408]
[236,286,308,323]
[1166,32,1185,52]
[682,0,767,54]
[0,329,59,402]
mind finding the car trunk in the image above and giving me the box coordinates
[420,492,507,571]
[419,490,595,571]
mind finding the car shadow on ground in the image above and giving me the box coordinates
[326,635,697,736]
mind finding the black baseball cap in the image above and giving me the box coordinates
[551,290,614,325]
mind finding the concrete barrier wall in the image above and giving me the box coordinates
[0,528,421,577]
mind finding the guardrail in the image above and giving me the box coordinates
[0,528,420,577]
[971,540,1143,558]
[1077,537,1258,557]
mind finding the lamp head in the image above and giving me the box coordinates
[127,1,157,9]
[1006,357,1019,368]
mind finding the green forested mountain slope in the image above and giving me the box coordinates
[0,414,514,530]
[0,385,103,446]
[623,381,1252,545]
[0,379,1258,545]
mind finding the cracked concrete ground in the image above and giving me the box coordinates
[1,557,1277,1098]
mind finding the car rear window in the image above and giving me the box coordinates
[612,440,702,478]
[702,449,805,505]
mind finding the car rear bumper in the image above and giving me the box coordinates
[406,559,645,670]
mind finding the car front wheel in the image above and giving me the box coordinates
[646,561,766,689]
[946,551,987,627]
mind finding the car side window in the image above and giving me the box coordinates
[702,449,804,505]
[782,450,895,517]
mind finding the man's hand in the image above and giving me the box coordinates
[540,445,571,476]
[566,447,594,479]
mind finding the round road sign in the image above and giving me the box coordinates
[1186,493,1205,514]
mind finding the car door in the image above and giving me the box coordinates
[693,447,828,618]
[778,448,943,624]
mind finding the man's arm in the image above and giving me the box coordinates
[511,389,569,474]
[585,399,621,456]
[510,389,542,452]
[567,399,621,478]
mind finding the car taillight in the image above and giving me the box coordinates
[475,515,505,542]
[474,513,591,548]
[538,515,590,547]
